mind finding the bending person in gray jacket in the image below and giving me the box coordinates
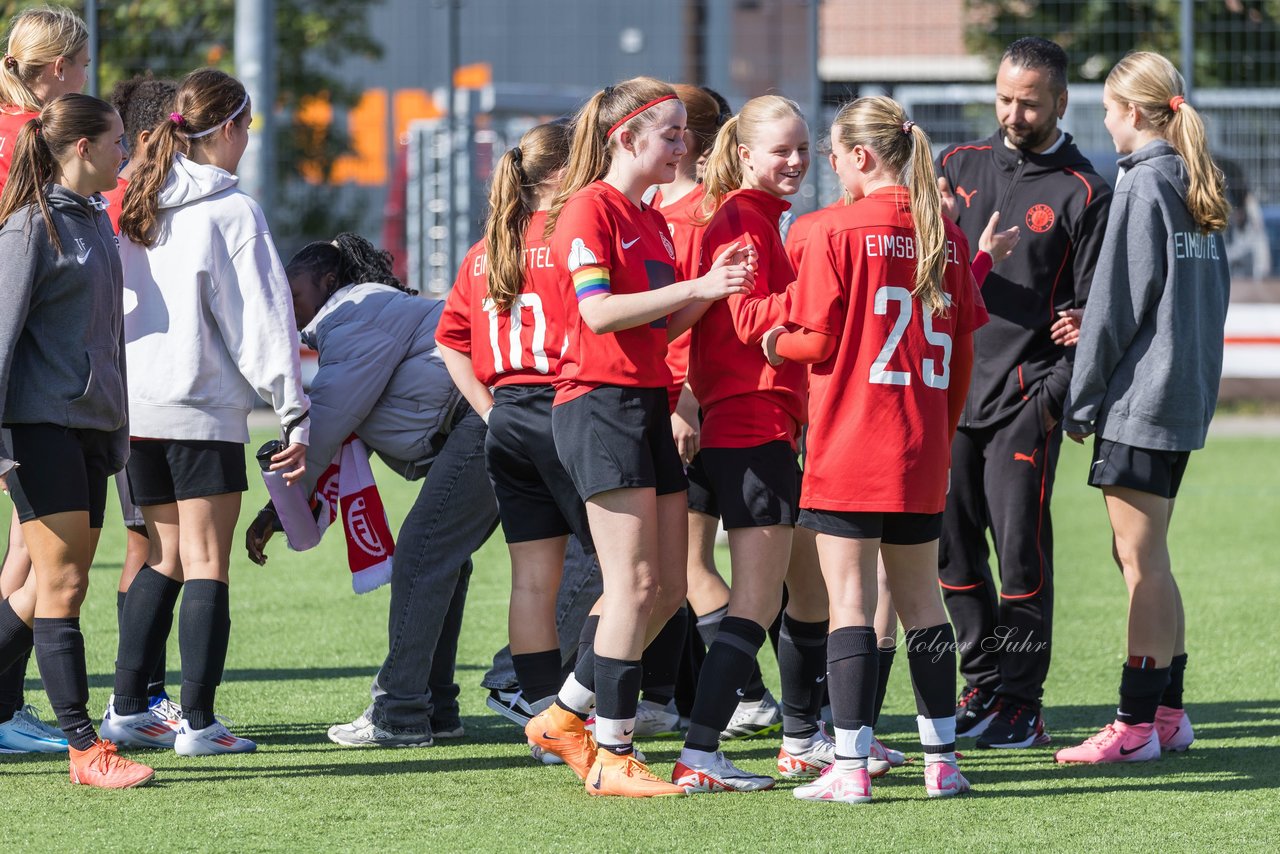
[1057,52,1231,766]
[246,232,498,746]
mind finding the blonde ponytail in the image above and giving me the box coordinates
[697,114,741,221]
[1106,51,1229,233]
[832,96,947,315]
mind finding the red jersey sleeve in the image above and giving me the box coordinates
[436,243,481,354]
[788,221,846,336]
[554,194,615,302]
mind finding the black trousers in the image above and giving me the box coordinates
[938,398,1061,706]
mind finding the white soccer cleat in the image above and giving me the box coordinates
[924,760,971,798]
[100,699,178,749]
[174,719,257,756]
[868,736,907,777]
[673,751,776,793]
[777,727,836,779]
[720,690,782,741]
[633,699,681,737]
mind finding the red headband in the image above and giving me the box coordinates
[1169,95,1185,112]
[607,94,678,138]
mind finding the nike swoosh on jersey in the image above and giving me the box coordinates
[621,237,640,249]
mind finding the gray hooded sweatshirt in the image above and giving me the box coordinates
[0,184,127,476]
[1064,140,1231,451]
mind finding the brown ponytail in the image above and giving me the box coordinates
[0,93,115,255]
[484,121,572,312]
[544,76,675,239]
[1105,51,1229,233]
[119,68,249,247]
[831,96,947,315]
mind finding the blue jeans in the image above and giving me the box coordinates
[368,409,498,732]
[481,535,602,690]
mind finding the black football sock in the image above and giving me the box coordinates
[683,616,767,752]
[113,566,182,716]
[778,613,828,739]
[555,615,598,719]
[1160,653,1187,710]
[640,606,687,706]
[179,580,230,731]
[905,624,958,719]
[512,649,562,705]
[0,600,34,722]
[872,645,896,727]
[826,626,878,758]
[1117,660,1169,726]
[32,618,96,750]
[594,655,642,755]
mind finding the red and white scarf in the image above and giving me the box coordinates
[304,436,395,593]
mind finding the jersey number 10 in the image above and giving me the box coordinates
[869,286,952,389]
[482,294,550,376]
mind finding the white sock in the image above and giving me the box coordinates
[917,714,958,765]
[556,674,595,715]
[834,724,873,759]
[783,731,825,753]
[679,746,718,767]
[594,715,635,751]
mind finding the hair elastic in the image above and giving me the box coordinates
[1169,95,1185,113]
[901,120,915,135]
[169,112,185,128]
[2,55,16,70]
[187,92,250,139]
[607,94,678,138]
[511,146,523,165]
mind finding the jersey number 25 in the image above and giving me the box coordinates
[869,286,952,389]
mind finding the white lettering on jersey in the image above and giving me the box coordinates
[1173,231,1220,261]
[863,235,962,267]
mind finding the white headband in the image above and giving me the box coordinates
[187,93,249,139]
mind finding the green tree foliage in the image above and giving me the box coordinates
[1,0,384,244]
[966,0,1280,86]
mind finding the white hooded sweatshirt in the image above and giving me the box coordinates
[121,154,310,445]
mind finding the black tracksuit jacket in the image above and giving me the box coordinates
[936,131,1113,429]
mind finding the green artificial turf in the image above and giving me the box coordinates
[1,433,1278,852]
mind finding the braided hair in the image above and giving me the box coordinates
[285,232,416,303]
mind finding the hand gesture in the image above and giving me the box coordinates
[694,241,755,301]
[978,211,1020,264]
[271,441,307,485]
[245,508,278,566]
[938,177,959,223]
[1050,309,1083,347]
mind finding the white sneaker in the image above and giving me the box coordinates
[720,690,782,741]
[174,718,257,756]
[326,712,432,748]
[150,696,183,727]
[0,704,69,753]
[868,737,906,777]
[100,699,177,749]
[777,727,835,779]
[529,743,565,765]
[793,763,873,803]
[633,699,681,737]
[673,750,776,793]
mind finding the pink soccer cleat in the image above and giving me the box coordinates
[1055,721,1160,765]
[924,761,971,798]
[1154,706,1194,752]
[792,763,872,804]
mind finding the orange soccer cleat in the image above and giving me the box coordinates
[68,739,155,789]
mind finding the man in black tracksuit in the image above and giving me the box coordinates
[935,37,1112,749]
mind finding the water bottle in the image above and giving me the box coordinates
[257,439,321,551]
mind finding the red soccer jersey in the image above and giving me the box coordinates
[550,180,678,404]
[102,177,127,234]
[692,188,806,449]
[435,210,569,388]
[785,200,846,271]
[790,187,988,514]
[0,109,38,192]
[654,185,708,412]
